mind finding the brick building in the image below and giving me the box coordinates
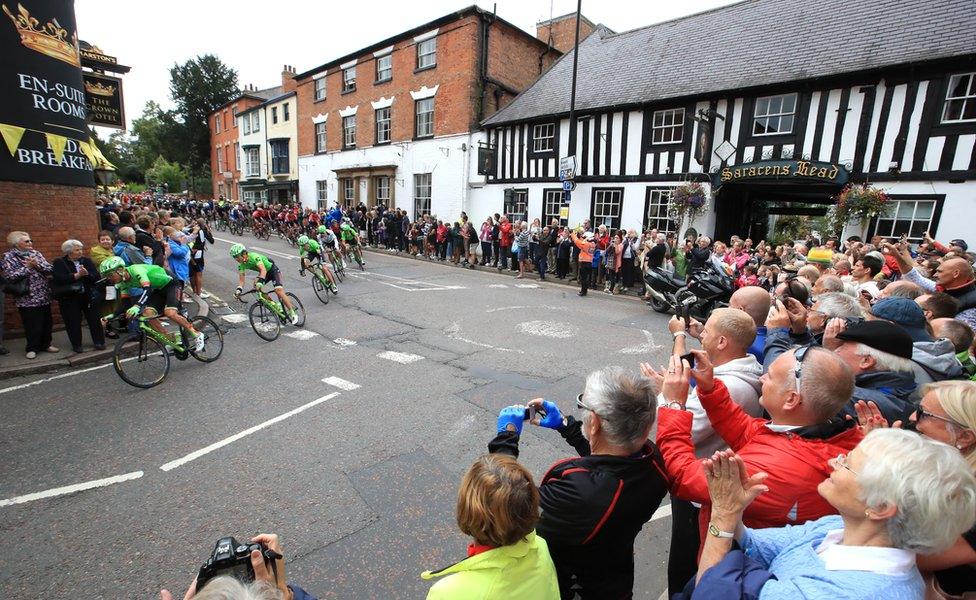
[295,5,560,220]
[535,11,596,54]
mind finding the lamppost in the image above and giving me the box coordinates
[93,165,115,197]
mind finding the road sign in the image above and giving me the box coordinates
[559,155,577,181]
[562,179,576,192]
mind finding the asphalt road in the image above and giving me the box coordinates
[0,233,678,599]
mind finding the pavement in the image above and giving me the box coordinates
[0,232,677,599]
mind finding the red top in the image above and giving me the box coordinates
[466,542,495,558]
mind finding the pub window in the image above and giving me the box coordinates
[415,98,434,138]
[504,188,528,223]
[342,178,355,208]
[375,107,392,144]
[590,188,623,231]
[753,93,796,136]
[343,115,357,149]
[376,54,392,83]
[869,198,939,244]
[251,112,260,133]
[271,107,278,124]
[270,140,289,174]
[244,148,260,177]
[413,173,431,219]
[342,66,356,93]
[417,38,437,70]
[315,122,327,153]
[314,77,327,102]
[643,187,677,234]
[283,102,290,121]
[542,189,567,226]
[375,176,391,204]
[942,72,976,123]
[652,108,684,144]
[533,123,555,153]
[316,180,328,207]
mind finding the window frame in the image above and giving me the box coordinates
[416,37,437,71]
[233,142,240,171]
[413,173,432,221]
[342,178,356,209]
[342,115,357,149]
[375,175,391,205]
[589,188,624,231]
[642,187,678,234]
[214,114,221,134]
[867,194,946,245]
[415,98,434,139]
[314,122,327,154]
[269,140,289,175]
[941,72,976,124]
[251,112,260,133]
[531,123,556,155]
[316,180,328,207]
[651,108,685,145]
[504,188,528,224]
[375,106,392,145]
[232,105,238,127]
[541,188,567,227]
[242,114,251,135]
[342,66,357,94]
[375,54,393,84]
[244,147,260,178]
[271,106,278,125]
[215,144,225,173]
[313,77,327,102]
[751,92,798,137]
[283,102,290,122]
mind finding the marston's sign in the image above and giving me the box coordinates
[712,159,849,190]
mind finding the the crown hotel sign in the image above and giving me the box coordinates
[83,72,124,129]
[0,1,100,187]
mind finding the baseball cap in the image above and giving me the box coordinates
[950,239,969,252]
[870,297,932,342]
[836,319,914,359]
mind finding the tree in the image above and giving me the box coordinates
[90,128,145,184]
[145,156,186,192]
[129,101,183,172]
[169,55,238,178]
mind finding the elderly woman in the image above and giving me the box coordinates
[52,240,104,353]
[685,430,976,599]
[164,226,190,301]
[489,366,669,598]
[421,454,559,599]
[1,231,57,359]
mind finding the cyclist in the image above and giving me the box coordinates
[340,221,364,267]
[316,224,343,268]
[98,256,205,351]
[297,235,338,292]
[229,243,299,324]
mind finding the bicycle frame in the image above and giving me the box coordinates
[239,287,287,321]
[138,315,187,352]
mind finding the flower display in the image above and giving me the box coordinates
[826,183,891,233]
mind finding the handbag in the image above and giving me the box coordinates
[52,280,85,298]
[3,275,29,297]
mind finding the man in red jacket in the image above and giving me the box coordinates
[654,345,862,570]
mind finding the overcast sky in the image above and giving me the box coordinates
[75,0,739,133]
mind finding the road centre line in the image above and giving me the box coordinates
[0,471,144,508]
[322,376,360,391]
[159,392,340,472]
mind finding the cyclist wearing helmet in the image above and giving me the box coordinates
[98,257,204,351]
[229,244,299,324]
[297,235,338,291]
[317,224,344,269]
[340,222,364,267]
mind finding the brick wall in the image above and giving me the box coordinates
[484,20,560,123]
[536,13,595,54]
[210,96,264,200]
[0,181,98,336]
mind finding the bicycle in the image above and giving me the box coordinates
[238,285,306,341]
[299,259,339,304]
[229,219,244,236]
[107,309,223,388]
[328,250,345,282]
[349,244,365,270]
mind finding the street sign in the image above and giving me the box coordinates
[562,179,576,192]
[559,155,577,181]
[559,205,570,220]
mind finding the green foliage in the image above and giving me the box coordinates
[145,156,186,191]
[168,55,239,176]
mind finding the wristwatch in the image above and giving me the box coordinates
[663,401,685,410]
[708,523,734,538]
[672,331,687,339]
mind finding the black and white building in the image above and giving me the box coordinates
[476,0,976,243]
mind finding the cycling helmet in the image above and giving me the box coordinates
[340,222,353,231]
[229,243,247,257]
[98,256,125,275]
[297,235,309,246]
[317,225,327,234]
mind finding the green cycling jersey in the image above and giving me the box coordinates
[340,227,357,242]
[237,252,274,273]
[116,264,173,297]
[299,239,322,257]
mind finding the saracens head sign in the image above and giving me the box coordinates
[712,159,850,190]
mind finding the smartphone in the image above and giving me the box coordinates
[524,405,547,420]
[679,352,696,369]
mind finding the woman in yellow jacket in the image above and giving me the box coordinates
[421,453,560,599]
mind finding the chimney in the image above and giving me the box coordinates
[282,64,297,93]
[536,12,595,54]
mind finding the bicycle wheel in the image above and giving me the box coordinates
[312,274,330,304]
[331,256,344,282]
[249,301,281,341]
[356,250,365,270]
[189,316,224,362]
[286,292,306,327]
[113,332,170,388]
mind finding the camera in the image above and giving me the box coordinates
[196,536,281,591]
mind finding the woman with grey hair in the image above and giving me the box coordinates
[1,231,57,359]
[687,430,976,599]
[488,366,669,598]
[52,239,104,353]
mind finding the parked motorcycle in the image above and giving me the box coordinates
[644,261,734,321]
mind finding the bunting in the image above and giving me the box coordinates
[45,132,68,164]
[0,124,25,157]
[0,122,115,172]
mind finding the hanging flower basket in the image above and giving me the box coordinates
[669,181,709,226]
[826,183,891,233]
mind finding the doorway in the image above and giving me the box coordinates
[713,182,843,243]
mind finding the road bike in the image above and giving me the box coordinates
[107,309,223,388]
[328,250,345,282]
[237,285,306,341]
[229,219,245,236]
[299,259,339,304]
[348,244,365,270]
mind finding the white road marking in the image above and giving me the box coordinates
[333,338,357,347]
[445,322,524,354]
[159,392,340,472]
[284,330,320,340]
[212,237,295,261]
[488,284,508,288]
[515,320,578,339]
[649,503,672,522]
[322,376,360,391]
[0,471,144,508]
[619,330,664,354]
[515,283,539,288]
[0,353,157,396]
[377,350,424,364]
[485,305,568,313]
[345,271,465,292]
[221,313,248,324]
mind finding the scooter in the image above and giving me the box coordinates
[644,261,734,321]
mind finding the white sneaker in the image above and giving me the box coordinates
[200,292,211,299]
[342,260,348,268]
[193,333,205,352]
[26,351,36,359]
[182,297,193,303]
[289,311,300,325]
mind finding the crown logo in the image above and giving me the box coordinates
[3,3,80,67]
[84,79,114,97]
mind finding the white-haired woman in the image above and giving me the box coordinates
[686,430,976,599]
[1,231,57,359]
[52,239,104,353]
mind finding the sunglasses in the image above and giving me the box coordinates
[833,453,858,475]
[576,393,605,419]
[915,403,964,428]
[793,344,814,392]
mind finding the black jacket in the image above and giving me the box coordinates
[51,255,99,301]
[489,418,670,599]
[134,228,165,267]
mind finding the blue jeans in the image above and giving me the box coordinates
[535,256,548,279]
